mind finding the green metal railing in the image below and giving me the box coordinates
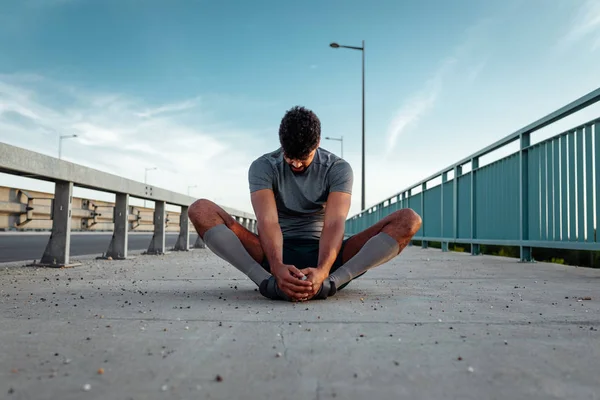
[346,87,600,261]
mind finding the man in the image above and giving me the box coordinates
[188,106,422,301]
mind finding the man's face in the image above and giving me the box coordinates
[284,148,317,173]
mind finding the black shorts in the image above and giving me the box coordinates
[260,237,363,290]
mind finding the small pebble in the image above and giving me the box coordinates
[216,375,223,382]
[276,352,282,358]
[467,366,474,373]
[83,384,91,391]
[161,385,168,391]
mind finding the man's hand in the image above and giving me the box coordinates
[271,263,313,301]
[302,268,330,299]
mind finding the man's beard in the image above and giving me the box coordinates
[289,165,306,174]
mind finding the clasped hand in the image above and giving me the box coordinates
[272,264,329,301]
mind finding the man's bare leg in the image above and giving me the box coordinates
[319,208,422,297]
[188,199,270,285]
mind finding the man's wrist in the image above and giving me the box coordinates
[316,263,333,274]
[270,260,286,272]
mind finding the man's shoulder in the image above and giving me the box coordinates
[251,148,284,167]
[313,148,352,173]
[314,148,353,193]
[248,148,284,182]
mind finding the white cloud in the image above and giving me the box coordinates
[466,59,487,84]
[385,58,455,156]
[384,17,493,159]
[559,0,600,50]
[135,97,200,118]
[0,73,264,213]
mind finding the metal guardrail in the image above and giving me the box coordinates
[346,87,600,261]
[0,185,186,232]
[0,142,257,266]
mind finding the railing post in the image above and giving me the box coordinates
[441,172,448,252]
[34,181,77,267]
[520,133,533,261]
[173,205,190,251]
[100,193,129,260]
[453,165,462,240]
[405,191,413,246]
[471,158,480,256]
[421,182,427,248]
[194,235,206,248]
[145,201,166,255]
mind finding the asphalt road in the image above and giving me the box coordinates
[0,232,201,263]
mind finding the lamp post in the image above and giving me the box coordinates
[144,167,157,207]
[330,40,365,210]
[58,134,78,160]
[324,136,344,159]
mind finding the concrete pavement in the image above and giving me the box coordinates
[1,246,599,399]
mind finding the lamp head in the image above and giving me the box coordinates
[329,42,340,48]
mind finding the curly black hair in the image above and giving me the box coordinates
[278,106,321,160]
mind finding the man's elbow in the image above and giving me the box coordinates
[324,217,346,232]
[257,217,279,231]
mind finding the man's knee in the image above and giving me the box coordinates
[393,208,422,235]
[188,198,216,223]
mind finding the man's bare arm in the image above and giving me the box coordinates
[251,189,312,299]
[250,189,283,268]
[317,191,352,274]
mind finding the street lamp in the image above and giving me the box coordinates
[187,185,197,196]
[58,134,78,159]
[324,136,343,159]
[144,167,157,207]
[330,40,366,210]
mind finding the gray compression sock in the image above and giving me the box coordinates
[203,224,270,286]
[329,232,400,289]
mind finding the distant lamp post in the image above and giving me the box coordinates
[324,136,343,159]
[330,40,366,210]
[144,167,157,207]
[58,134,78,160]
[187,185,198,196]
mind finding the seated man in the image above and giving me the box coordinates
[188,106,422,301]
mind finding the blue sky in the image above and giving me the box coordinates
[1,0,600,215]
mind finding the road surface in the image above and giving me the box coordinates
[0,232,201,263]
[1,247,598,399]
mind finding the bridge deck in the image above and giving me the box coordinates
[1,246,599,399]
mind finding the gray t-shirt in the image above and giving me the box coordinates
[248,147,353,240]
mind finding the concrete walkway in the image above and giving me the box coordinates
[1,246,599,400]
